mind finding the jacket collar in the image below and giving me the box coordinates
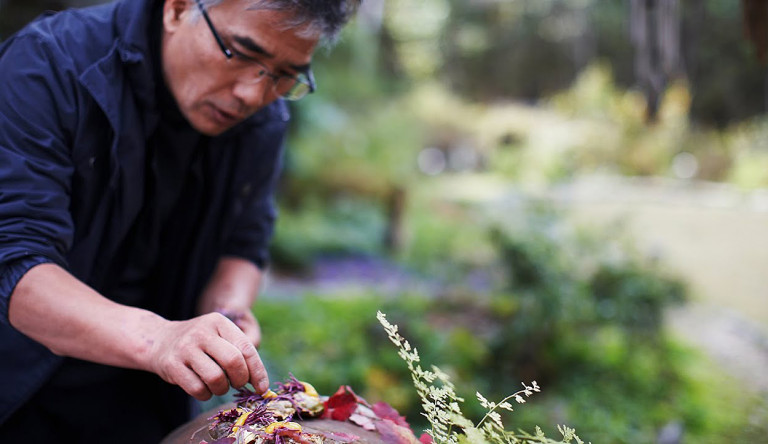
[76,0,159,136]
[115,0,162,130]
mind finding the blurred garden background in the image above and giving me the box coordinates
[3,0,768,442]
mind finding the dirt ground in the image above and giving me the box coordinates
[557,177,768,327]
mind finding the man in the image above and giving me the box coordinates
[0,0,358,440]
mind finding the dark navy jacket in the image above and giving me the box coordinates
[0,0,288,421]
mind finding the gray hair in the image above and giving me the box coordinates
[195,0,361,44]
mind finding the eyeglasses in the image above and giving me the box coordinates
[193,0,316,101]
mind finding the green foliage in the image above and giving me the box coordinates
[590,264,686,334]
[256,293,432,414]
[546,65,690,178]
[270,197,386,270]
[279,24,425,209]
[469,62,768,185]
[256,293,380,394]
[256,288,764,443]
[287,96,424,194]
[486,204,687,392]
[397,191,495,277]
[257,201,765,442]
[512,338,768,443]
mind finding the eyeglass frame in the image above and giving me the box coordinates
[192,0,316,100]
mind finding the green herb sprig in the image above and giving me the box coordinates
[377,311,587,444]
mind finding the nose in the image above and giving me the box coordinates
[232,80,278,114]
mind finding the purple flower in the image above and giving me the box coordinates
[209,408,240,426]
[243,404,275,428]
[276,373,305,395]
[234,387,265,406]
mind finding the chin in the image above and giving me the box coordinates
[187,104,247,136]
[195,124,230,137]
[187,114,233,136]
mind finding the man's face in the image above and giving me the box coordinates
[161,0,319,136]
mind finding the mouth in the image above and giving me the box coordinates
[207,103,242,127]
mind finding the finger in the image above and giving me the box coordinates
[174,364,213,401]
[203,336,250,389]
[244,347,269,394]
[236,312,261,347]
[216,318,269,393]
[187,350,230,396]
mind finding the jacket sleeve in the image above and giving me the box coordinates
[221,114,289,270]
[0,34,78,322]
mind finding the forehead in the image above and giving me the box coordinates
[205,0,319,62]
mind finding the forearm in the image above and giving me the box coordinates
[197,256,263,347]
[197,256,263,315]
[7,262,165,371]
[7,261,270,397]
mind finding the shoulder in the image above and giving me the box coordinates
[4,3,121,75]
[0,5,123,134]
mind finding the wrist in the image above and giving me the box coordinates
[128,309,172,373]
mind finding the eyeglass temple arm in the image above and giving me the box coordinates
[194,0,233,59]
[306,69,317,93]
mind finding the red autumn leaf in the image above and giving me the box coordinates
[372,401,410,428]
[323,386,360,421]
[349,412,377,431]
[341,384,371,407]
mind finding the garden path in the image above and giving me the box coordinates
[549,175,768,394]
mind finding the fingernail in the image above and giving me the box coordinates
[257,377,270,394]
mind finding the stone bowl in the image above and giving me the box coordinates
[161,402,387,444]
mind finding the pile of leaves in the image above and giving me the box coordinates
[199,375,426,444]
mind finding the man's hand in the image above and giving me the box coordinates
[149,312,268,400]
[216,309,262,348]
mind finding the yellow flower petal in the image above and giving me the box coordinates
[300,381,319,398]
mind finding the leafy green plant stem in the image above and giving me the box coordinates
[475,385,536,430]
[376,311,585,444]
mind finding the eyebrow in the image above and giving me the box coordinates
[231,35,312,73]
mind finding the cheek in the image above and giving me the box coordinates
[164,34,229,111]
[175,71,208,111]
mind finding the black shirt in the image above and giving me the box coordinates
[108,21,209,310]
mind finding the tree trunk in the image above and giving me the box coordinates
[630,0,683,122]
[383,187,406,254]
[743,0,768,62]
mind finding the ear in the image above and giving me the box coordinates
[163,0,192,33]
